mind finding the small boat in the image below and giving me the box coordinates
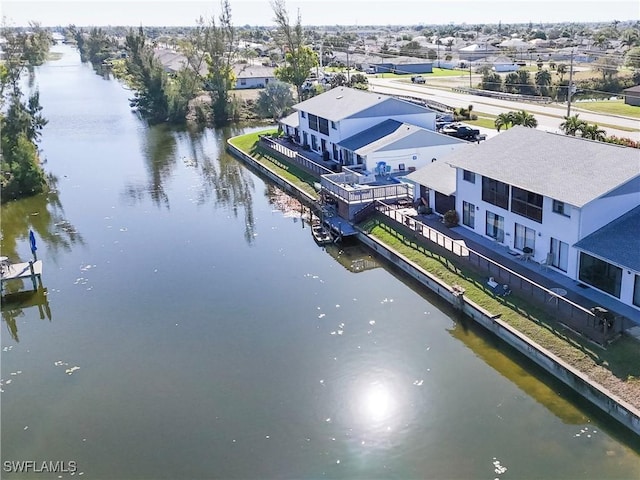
[311,221,333,245]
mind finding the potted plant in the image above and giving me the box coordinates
[443,209,459,227]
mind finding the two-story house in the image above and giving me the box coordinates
[441,127,640,310]
[283,87,437,167]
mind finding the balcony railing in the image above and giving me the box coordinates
[321,171,412,205]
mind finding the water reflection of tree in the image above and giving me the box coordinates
[0,174,84,263]
[193,127,257,244]
[122,123,177,208]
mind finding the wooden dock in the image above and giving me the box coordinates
[1,260,43,294]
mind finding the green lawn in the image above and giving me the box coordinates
[377,68,467,79]
[573,99,640,119]
[228,130,320,199]
[464,117,498,129]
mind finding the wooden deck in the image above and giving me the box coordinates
[1,260,43,293]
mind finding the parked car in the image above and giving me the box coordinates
[411,75,426,84]
[441,124,485,142]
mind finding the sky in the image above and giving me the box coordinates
[3,0,639,27]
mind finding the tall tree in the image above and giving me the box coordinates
[271,0,318,101]
[0,23,51,202]
[256,80,294,121]
[534,69,552,96]
[201,1,237,125]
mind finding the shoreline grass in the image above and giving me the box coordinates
[228,130,319,199]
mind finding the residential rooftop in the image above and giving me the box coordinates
[338,119,467,156]
[574,205,640,272]
[292,87,434,123]
[445,127,640,208]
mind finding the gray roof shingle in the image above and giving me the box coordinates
[444,127,640,207]
[292,87,432,122]
[337,119,466,156]
[574,205,640,272]
[405,158,461,196]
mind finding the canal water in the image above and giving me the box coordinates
[1,44,639,479]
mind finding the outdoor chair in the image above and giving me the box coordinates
[487,277,511,296]
[540,252,554,271]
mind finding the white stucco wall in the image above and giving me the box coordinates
[367,143,466,173]
[579,193,640,239]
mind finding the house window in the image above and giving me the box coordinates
[514,223,535,251]
[301,112,306,118]
[579,252,622,298]
[463,170,475,183]
[634,275,640,307]
[550,237,569,272]
[511,186,543,223]
[319,118,329,135]
[481,176,509,210]
[552,200,570,217]
[308,114,319,131]
[485,211,504,242]
[463,201,475,228]
[331,121,337,130]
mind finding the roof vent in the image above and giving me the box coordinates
[336,95,343,99]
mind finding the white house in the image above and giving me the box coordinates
[337,119,468,174]
[441,127,640,310]
[233,64,276,89]
[289,87,437,165]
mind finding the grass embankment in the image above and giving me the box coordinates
[573,99,640,119]
[361,216,640,409]
[228,130,320,199]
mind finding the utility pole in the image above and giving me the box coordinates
[469,61,472,88]
[566,49,574,117]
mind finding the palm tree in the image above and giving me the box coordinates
[511,110,538,128]
[580,124,607,141]
[556,63,567,82]
[560,114,587,136]
[534,69,552,96]
[494,112,513,132]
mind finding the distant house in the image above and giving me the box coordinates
[458,43,499,61]
[622,85,640,107]
[432,127,640,312]
[491,56,519,72]
[153,48,207,76]
[232,64,276,89]
[286,87,437,163]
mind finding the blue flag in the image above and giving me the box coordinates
[29,230,37,252]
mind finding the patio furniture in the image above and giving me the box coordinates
[547,287,567,305]
[487,277,511,296]
[540,252,554,271]
[519,246,534,262]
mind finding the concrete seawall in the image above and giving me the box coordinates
[227,142,317,205]
[228,139,640,437]
[358,232,640,437]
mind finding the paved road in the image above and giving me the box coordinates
[369,77,640,140]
